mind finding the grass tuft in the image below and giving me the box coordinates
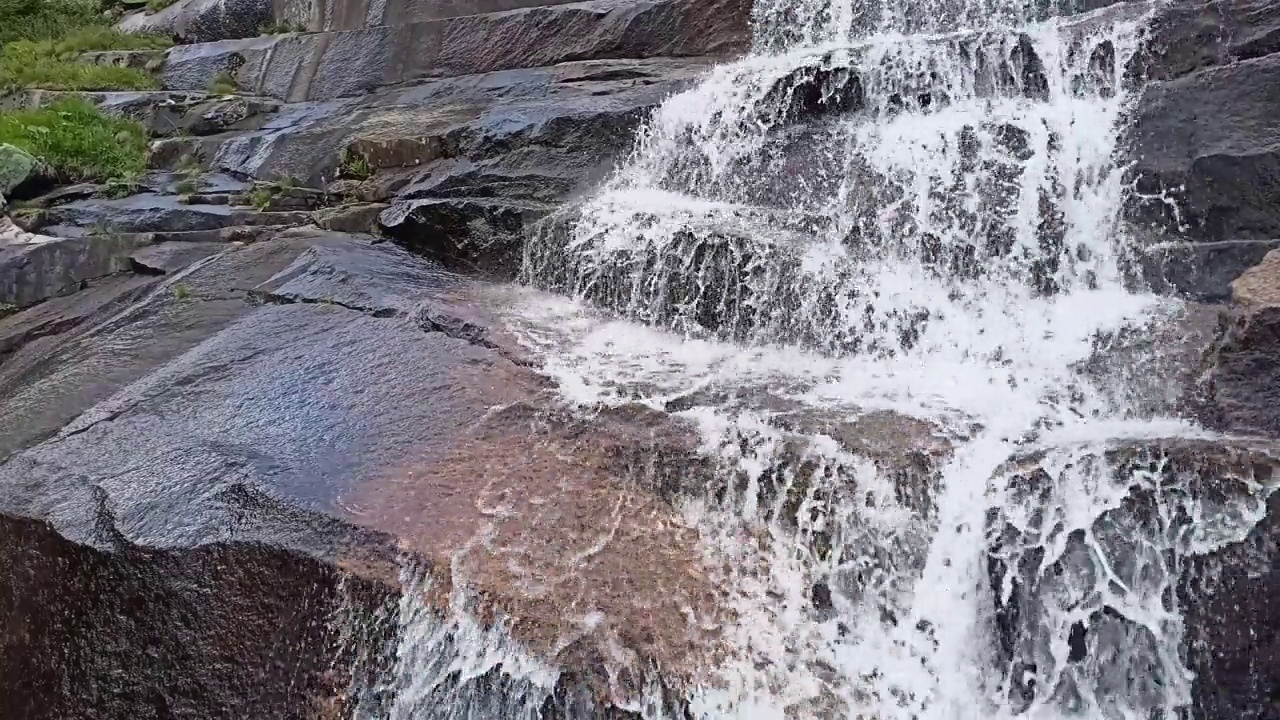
[338,148,371,180]
[206,71,237,95]
[146,0,177,13]
[0,97,148,182]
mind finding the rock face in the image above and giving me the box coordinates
[1190,250,1280,437]
[4,0,754,715]
[1125,0,1280,300]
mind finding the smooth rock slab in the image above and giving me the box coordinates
[160,0,750,101]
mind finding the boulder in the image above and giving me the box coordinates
[0,144,39,198]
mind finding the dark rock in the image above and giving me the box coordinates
[314,203,389,234]
[0,273,159,359]
[380,197,547,277]
[1180,489,1280,720]
[0,234,152,309]
[40,193,312,235]
[1130,0,1280,82]
[987,439,1280,719]
[1138,239,1280,302]
[117,0,276,44]
[128,240,230,274]
[1192,250,1280,437]
[1125,54,1280,244]
[159,0,750,101]
[0,515,399,720]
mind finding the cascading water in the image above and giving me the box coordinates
[368,0,1277,718]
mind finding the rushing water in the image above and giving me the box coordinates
[368,0,1277,718]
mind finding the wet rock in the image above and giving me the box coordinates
[1130,0,1280,82]
[1125,53,1280,244]
[117,0,277,44]
[314,203,389,234]
[1180,488,1280,720]
[1192,249,1280,437]
[380,197,548,278]
[128,240,230,274]
[0,233,152,309]
[159,0,750,101]
[986,438,1280,718]
[0,229,725,713]
[0,273,158,359]
[1137,239,1280,303]
[40,193,312,235]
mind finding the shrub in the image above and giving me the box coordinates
[0,97,148,182]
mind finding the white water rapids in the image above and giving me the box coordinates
[357,0,1277,718]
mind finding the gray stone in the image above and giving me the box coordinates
[0,234,152,309]
[0,144,38,196]
[160,0,751,101]
[117,0,276,44]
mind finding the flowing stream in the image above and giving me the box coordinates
[363,0,1277,718]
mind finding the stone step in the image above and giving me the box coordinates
[158,0,749,102]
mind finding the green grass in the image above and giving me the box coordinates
[259,20,307,35]
[0,0,102,45]
[206,71,237,95]
[0,97,148,182]
[146,0,177,13]
[0,27,172,92]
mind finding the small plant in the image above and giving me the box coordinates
[104,172,143,198]
[246,185,275,211]
[206,71,237,95]
[170,282,192,301]
[0,303,17,319]
[259,20,307,35]
[174,177,200,195]
[337,148,371,181]
[147,0,178,13]
[0,97,148,182]
[276,175,299,190]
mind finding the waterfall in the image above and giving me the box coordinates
[373,0,1277,717]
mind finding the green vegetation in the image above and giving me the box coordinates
[338,148,371,180]
[174,177,199,195]
[246,184,274,210]
[0,5,172,91]
[206,71,237,95]
[170,282,192,301]
[260,20,307,35]
[0,303,17,319]
[0,0,101,45]
[146,0,177,13]
[0,98,148,182]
